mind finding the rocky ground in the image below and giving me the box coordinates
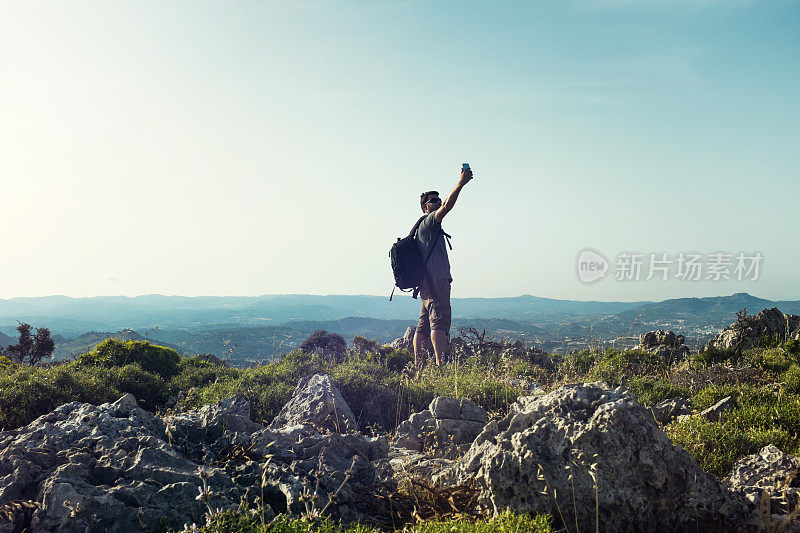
[2,372,799,532]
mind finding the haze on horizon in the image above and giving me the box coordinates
[1,1,798,302]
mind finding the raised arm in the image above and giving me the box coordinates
[435,167,473,223]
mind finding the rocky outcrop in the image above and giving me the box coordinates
[0,380,390,532]
[725,445,800,531]
[638,329,690,360]
[436,382,749,532]
[388,326,416,352]
[393,397,488,458]
[268,374,358,433]
[0,394,245,532]
[705,308,800,353]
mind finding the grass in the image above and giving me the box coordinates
[170,510,552,533]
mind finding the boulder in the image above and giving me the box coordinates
[389,326,416,352]
[436,382,749,532]
[700,396,737,423]
[163,395,263,459]
[650,397,692,424]
[705,308,800,353]
[638,329,690,361]
[248,427,389,522]
[268,374,358,433]
[393,397,488,457]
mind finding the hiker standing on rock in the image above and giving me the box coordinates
[414,166,473,368]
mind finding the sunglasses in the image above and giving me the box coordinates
[426,197,442,205]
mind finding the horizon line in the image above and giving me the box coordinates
[0,291,792,304]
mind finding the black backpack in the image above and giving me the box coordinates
[389,215,451,301]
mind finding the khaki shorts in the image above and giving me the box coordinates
[416,278,452,335]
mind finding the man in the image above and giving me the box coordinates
[413,165,474,368]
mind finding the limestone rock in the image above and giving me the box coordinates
[393,397,488,457]
[650,397,692,424]
[700,396,737,422]
[389,326,416,352]
[268,374,358,433]
[245,425,389,522]
[638,329,690,361]
[436,382,748,532]
[705,307,800,353]
[0,394,243,533]
[725,444,800,531]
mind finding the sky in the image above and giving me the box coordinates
[1,0,798,301]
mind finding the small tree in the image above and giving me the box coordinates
[299,330,347,362]
[2,323,55,366]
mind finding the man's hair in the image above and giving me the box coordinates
[420,190,439,212]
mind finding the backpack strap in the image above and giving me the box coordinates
[409,215,427,238]
[442,230,452,250]
[412,224,444,300]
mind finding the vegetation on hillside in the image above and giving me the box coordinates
[2,328,800,530]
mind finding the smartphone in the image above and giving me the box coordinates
[462,163,470,170]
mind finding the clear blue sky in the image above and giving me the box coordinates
[1,1,798,301]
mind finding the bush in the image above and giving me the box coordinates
[169,356,240,391]
[746,348,794,374]
[0,355,14,374]
[784,339,800,358]
[385,349,413,371]
[0,364,119,430]
[694,346,741,367]
[784,365,800,394]
[299,330,347,362]
[100,363,169,409]
[77,339,181,379]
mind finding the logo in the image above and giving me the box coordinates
[577,249,608,283]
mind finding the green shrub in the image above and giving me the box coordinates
[694,346,741,367]
[783,365,800,394]
[184,350,324,424]
[169,356,240,391]
[690,384,741,411]
[0,364,119,430]
[77,339,180,379]
[100,363,169,409]
[668,385,800,476]
[385,349,413,371]
[330,358,404,430]
[557,349,596,376]
[784,339,800,360]
[0,355,14,374]
[746,348,793,374]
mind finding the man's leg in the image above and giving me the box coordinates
[414,302,433,369]
[427,279,452,366]
[430,330,447,366]
[413,328,432,368]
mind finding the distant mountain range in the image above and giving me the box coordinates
[3,292,799,365]
[0,293,651,336]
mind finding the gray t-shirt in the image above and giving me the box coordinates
[415,212,451,283]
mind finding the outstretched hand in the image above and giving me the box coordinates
[459,167,474,186]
